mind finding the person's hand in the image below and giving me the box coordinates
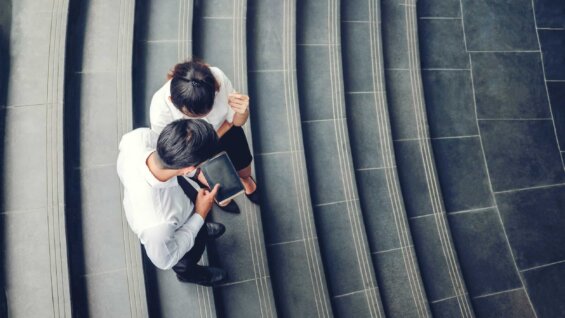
[196,169,210,188]
[194,184,220,219]
[228,92,250,114]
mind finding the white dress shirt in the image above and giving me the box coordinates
[116,128,204,270]
[150,66,236,134]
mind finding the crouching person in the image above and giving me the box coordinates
[117,119,227,286]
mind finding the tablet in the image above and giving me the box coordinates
[199,151,244,204]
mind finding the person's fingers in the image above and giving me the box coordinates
[230,106,246,114]
[228,100,243,108]
[229,93,250,101]
[229,103,245,110]
[228,95,249,113]
[229,98,245,105]
[210,184,220,197]
[229,103,246,111]
[229,99,248,107]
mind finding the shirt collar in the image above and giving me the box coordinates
[141,150,178,188]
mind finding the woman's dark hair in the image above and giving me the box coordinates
[156,119,219,169]
[169,60,217,117]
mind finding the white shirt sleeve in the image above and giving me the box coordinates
[150,88,173,134]
[219,71,236,123]
[140,213,205,270]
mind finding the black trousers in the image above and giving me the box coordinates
[219,125,253,171]
[172,176,209,279]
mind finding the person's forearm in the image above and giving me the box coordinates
[217,120,233,137]
[232,110,249,127]
[142,216,204,270]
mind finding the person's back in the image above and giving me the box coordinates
[116,119,227,285]
[117,128,187,236]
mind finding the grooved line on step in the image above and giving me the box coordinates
[473,287,524,299]
[461,3,539,317]
[405,3,473,315]
[369,0,430,314]
[283,0,331,315]
[329,0,383,315]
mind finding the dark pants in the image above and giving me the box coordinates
[219,126,253,171]
[172,176,209,280]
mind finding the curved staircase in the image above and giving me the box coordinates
[1,0,565,317]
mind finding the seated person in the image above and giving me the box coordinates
[117,119,226,286]
[150,60,259,212]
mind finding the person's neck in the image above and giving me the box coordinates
[146,152,178,182]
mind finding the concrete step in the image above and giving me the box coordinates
[417,0,561,316]
[2,0,564,317]
[295,0,386,316]
[1,0,71,316]
[380,0,473,316]
[247,0,333,317]
[192,0,277,317]
[340,0,431,317]
[131,1,217,317]
[64,0,148,316]
[132,0,193,128]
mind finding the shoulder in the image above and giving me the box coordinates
[119,128,156,151]
[117,129,155,176]
[151,80,172,109]
[209,66,224,78]
[150,81,176,132]
[209,66,229,86]
[119,128,151,151]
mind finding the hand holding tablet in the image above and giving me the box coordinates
[199,151,245,206]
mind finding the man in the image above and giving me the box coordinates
[117,119,227,286]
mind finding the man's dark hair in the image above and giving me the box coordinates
[169,60,216,117]
[156,119,218,169]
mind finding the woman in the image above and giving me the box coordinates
[150,60,258,209]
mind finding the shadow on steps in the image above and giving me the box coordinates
[0,0,11,315]
[63,0,89,315]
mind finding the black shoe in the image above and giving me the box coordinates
[176,265,227,287]
[246,189,260,204]
[206,222,225,240]
[245,176,260,205]
[218,200,240,214]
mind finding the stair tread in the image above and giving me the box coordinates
[247,0,334,317]
[192,0,277,316]
[64,0,148,316]
[132,1,217,318]
[295,0,386,316]
[381,0,474,316]
[2,1,71,317]
[341,0,432,317]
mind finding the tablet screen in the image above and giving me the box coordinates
[200,152,244,203]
